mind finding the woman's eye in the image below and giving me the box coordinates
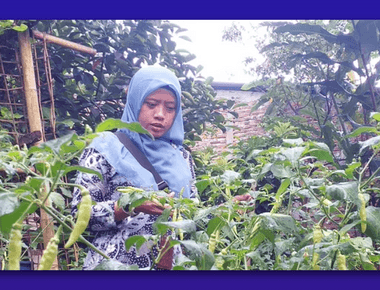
[146,102,156,108]
[167,106,175,112]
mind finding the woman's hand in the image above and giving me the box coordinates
[114,202,129,221]
[232,194,252,203]
[135,200,171,216]
[232,194,253,215]
[115,191,174,220]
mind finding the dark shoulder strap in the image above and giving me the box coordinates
[114,131,168,190]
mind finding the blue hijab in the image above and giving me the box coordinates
[89,66,192,198]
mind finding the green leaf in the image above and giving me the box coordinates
[196,65,204,74]
[117,187,150,212]
[184,54,196,62]
[349,237,373,250]
[220,170,240,184]
[370,112,380,121]
[205,77,214,86]
[306,148,334,163]
[179,240,215,270]
[158,220,196,233]
[359,136,380,154]
[270,163,293,178]
[291,51,335,65]
[179,35,192,42]
[365,206,380,241]
[0,20,14,28]
[359,252,377,270]
[0,192,19,217]
[275,178,290,200]
[12,24,28,32]
[58,119,75,129]
[259,213,298,233]
[49,192,65,210]
[60,187,73,198]
[63,165,103,181]
[251,98,271,112]
[283,138,304,146]
[246,249,272,269]
[25,177,45,193]
[124,235,148,251]
[49,161,67,178]
[346,126,378,138]
[42,131,76,156]
[345,162,361,179]
[326,181,360,206]
[206,217,225,236]
[195,179,210,194]
[95,119,152,137]
[274,23,337,43]
[0,198,37,234]
[241,81,257,91]
[192,206,218,222]
[339,220,362,236]
[280,147,305,166]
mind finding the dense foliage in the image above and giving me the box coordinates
[0,20,233,142]
[1,116,380,270]
[225,20,380,166]
[2,20,380,271]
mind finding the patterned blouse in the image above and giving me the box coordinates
[72,146,198,270]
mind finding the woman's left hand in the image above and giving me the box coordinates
[134,200,171,216]
[232,194,252,203]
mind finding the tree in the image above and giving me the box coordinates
[1,20,233,142]
[223,20,380,166]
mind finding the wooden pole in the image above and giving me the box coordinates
[33,30,97,56]
[18,30,59,270]
[18,30,44,140]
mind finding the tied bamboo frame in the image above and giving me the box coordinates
[32,30,97,56]
[17,29,97,270]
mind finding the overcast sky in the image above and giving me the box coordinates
[171,20,265,84]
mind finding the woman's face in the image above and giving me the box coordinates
[138,88,177,138]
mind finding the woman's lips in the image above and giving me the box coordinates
[151,123,164,128]
[150,123,164,132]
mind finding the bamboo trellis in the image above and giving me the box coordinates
[0,29,97,146]
[0,35,54,145]
[0,29,97,270]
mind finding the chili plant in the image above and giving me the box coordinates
[0,119,153,270]
[2,115,380,270]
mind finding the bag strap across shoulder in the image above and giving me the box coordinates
[114,131,169,190]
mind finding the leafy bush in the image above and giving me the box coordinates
[2,117,380,270]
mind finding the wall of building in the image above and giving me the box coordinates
[191,84,269,153]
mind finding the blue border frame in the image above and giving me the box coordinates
[1,2,379,288]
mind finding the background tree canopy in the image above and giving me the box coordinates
[224,20,380,166]
[0,20,235,143]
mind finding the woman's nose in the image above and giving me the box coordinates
[154,105,165,119]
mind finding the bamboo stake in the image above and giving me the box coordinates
[18,30,43,141]
[32,30,97,56]
[18,30,59,270]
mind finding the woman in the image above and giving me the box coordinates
[71,66,198,270]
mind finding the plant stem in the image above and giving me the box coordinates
[297,164,339,227]
[329,92,350,150]
[15,199,36,225]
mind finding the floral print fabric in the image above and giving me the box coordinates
[72,147,197,270]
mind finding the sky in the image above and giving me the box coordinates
[170,20,266,84]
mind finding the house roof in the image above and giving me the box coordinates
[211,82,267,92]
